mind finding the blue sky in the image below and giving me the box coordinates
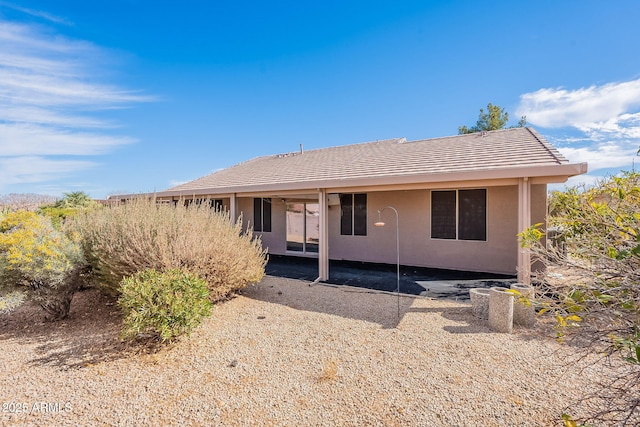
[1,0,639,198]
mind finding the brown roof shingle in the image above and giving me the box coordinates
[160,127,579,196]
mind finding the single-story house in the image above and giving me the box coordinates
[110,127,587,284]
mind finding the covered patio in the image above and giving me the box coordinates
[265,254,516,300]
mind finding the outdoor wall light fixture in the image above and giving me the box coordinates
[375,206,400,319]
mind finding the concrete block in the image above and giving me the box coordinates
[510,283,536,328]
[489,287,514,333]
[469,288,491,320]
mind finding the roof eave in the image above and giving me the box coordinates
[110,162,587,200]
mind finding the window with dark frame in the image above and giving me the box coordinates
[187,198,225,210]
[340,193,367,236]
[210,199,224,210]
[431,189,486,241]
[253,198,272,232]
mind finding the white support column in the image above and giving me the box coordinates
[318,189,329,281]
[517,177,531,284]
[229,193,237,225]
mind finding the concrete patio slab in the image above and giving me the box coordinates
[265,255,516,301]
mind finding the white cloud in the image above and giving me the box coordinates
[0,106,113,128]
[0,12,153,191]
[517,79,640,173]
[0,124,134,155]
[0,156,95,187]
[548,173,605,192]
[557,144,637,172]
[0,2,72,25]
[517,79,640,130]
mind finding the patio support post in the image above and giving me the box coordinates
[229,193,237,224]
[517,177,531,285]
[318,189,329,281]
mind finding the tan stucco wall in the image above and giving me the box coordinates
[236,184,548,275]
[328,188,520,275]
[239,197,288,255]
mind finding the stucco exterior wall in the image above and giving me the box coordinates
[236,184,547,275]
[239,197,288,255]
[328,187,520,275]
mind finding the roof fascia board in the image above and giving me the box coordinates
[112,162,587,200]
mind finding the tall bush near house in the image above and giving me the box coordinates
[118,269,212,342]
[0,211,86,320]
[521,171,640,425]
[71,198,266,301]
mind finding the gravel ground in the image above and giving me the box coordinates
[0,276,616,426]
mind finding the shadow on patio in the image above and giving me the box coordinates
[265,254,516,301]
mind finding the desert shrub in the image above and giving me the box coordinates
[38,206,80,229]
[521,171,640,425]
[39,191,101,229]
[71,198,266,301]
[118,269,212,342]
[52,191,98,209]
[0,211,86,320]
[0,290,26,314]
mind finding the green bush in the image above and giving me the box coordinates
[38,206,81,229]
[38,191,101,229]
[71,198,266,301]
[118,269,212,342]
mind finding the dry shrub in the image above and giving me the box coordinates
[71,198,266,301]
[522,171,640,426]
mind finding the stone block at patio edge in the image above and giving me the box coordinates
[488,287,514,333]
[469,288,491,320]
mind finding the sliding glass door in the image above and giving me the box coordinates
[286,203,319,254]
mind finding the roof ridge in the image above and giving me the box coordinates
[405,127,525,144]
[287,137,405,154]
[524,127,568,164]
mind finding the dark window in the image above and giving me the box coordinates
[210,199,224,210]
[458,189,486,241]
[431,190,456,239]
[192,198,224,210]
[253,198,271,232]
[353,193,367,236]
[431,189,486,241]
[340,193,367,236]
[340,194,353,235]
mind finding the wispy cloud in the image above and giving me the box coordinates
[0,124,134,155]
[0,156,95,185]
[558,144,637,171]
[0,11,153,192]
[517,79,640,172]
[0,1,72,25]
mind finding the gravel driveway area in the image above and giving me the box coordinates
[0,276,612,426]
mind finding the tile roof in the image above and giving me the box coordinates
[161,128,578,195]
